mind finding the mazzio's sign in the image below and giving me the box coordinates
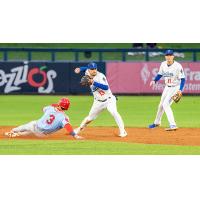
[0,61,106,94]
[0,62,57,93]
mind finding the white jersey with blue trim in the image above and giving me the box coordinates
[158,61,185,86]
[85,70,112,101]
[36,106,69,134]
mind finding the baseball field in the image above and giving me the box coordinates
[0,95,200,155]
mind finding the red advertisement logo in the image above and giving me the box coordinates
[27,67,47,88]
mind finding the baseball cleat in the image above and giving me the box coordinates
[73,134,84,140]
[148,123,160,129]
[74,127,85,134]
[118,131,128,138]
[165,125,178,131]
[4,131,20,138]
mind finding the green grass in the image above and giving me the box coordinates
[0,95,200,155]
[0,43,200,61]
[0,95,200,127]
[1,139,200,155]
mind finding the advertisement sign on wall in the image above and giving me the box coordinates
[0,61,70,94]
[106,62,200,94]
[0,61,105,94]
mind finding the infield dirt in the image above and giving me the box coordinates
[1,126,200,146]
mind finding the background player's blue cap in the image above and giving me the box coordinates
[87,62,97,69]
[164,49,174,55]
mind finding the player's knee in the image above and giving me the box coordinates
[162,102,170,110]
[87,116,95,122]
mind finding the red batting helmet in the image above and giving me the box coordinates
[58,97,70,110]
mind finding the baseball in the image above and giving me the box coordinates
[74,68,80,74]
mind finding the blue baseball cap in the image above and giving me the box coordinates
[164,49,174,56]
[87,62,97,69]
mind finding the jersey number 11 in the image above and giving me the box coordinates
[167,79,172,84]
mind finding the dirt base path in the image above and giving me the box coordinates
[0,126,200,146]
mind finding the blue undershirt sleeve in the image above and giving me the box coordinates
[80,66,88,72]
[180,78,186,91]
[154,74,162,83]
[93,81,109,90]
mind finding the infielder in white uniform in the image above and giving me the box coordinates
[149,50,186,131]
[74,62,127,137]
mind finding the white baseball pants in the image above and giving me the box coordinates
[12,120,45,137]
[154,85,179,126]
[80,95,126,135]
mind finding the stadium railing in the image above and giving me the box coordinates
[0,48,200,62]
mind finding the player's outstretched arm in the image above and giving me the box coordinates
[64,124,83,139]
[74,66,88,74]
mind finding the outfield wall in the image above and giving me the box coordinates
[106,62,200,94]
[0,61,105,94]
[0,61,199,94]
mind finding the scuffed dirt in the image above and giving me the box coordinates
[1,126,200,146]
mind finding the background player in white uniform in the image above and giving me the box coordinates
[5,97,82,139]
[149,50,186,131]
[74,62,127,137]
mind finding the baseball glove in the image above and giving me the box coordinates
[172,90,182,103]
[80,75,92,86]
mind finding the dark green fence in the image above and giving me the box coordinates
[0,48,200,62]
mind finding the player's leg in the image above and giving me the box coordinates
[149,86,169,128]
[162,87,179,130]
[12,121,37,135]
[162,99,176,128]
[74,101,106,134]
[154,87,169,124]
[153,102,165,125]
[106,96,127,137]
[5,121,37,137]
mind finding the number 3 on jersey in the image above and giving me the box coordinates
[98,89,105,96]
[46,114,55,124]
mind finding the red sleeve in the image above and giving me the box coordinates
[51,104,59,107]
[64,123,73,133]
